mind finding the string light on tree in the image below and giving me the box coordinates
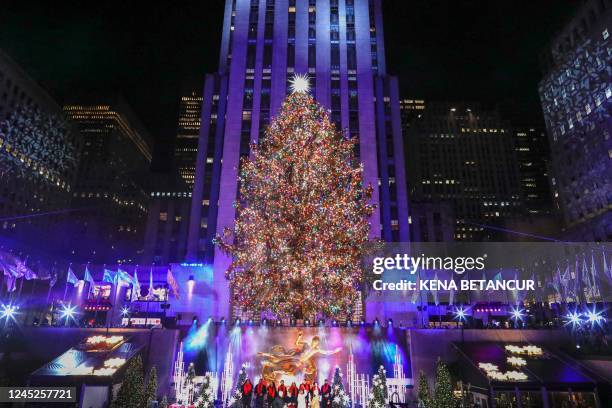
[216,83,374,319]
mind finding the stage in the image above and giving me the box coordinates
[176,324,413,406]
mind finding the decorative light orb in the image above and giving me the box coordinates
[0,304,17,321]
[564,311,582,328]
[121,307,130,317]
[61,304,77,320]
[454,306,467,321]
[509,306,524,321]
[289,74,310,94]
[585,306,605,326]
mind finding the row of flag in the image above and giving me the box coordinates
[65,265,181,301]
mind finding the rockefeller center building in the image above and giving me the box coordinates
[538,0,612,241]
[186,0,410,319]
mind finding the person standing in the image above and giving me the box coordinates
[288,382,299,408]
[267,381,277,408]
[242,378,254,408]
[272,390,286,408]
[255,378,267,408]
[278,380,287,399]
[320,379,331,408]
[310,388,320,408]
[297,389,308,408]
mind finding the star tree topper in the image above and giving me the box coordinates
[289,73,310,94]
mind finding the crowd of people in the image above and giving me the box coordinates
[237,378,335,408]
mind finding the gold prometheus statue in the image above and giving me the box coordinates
[257,331,341,383]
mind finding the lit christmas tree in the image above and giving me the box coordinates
[195,374,215,408]
[368,366,388,408]
[216,75,374,318]
[331,366,351,408]
[144,366,158,408]
[228,363,247,407]
[416,371,431,408]
[433,360,455,408]
[111,355,144,408]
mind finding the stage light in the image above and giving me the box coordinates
[454,306,467,321]
[585,306,605,326]
[564,311,582,328]
[248,319,253,326]
[360,319,365,326]
[290,319,296,326]
[346,320,352,327]
[509,306,524,322]
[373,318,380,326]
[262,318,267,326]
[234,318,241,326]
[61,304,77,321]
[121,307,130,317]
[318,319,325,326]
[304,319,310,326]
[332,320,338,326]
[277,319,282,326]
[221,317,226,324]
[388,319,393,327]
[0,304,17,321]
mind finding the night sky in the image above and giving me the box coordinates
[1,1,577,166]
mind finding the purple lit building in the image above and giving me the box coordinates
[185,0,410,319]
[538,0,612,241]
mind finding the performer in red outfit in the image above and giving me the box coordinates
[320,379,332,408]
[277,380,287,397]
[242,378,253,407]
[288,382,299,408]
[255,378,267,408]
[267,381,277,407]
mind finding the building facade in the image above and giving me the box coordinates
[62,98,153,263]
[142,172,192,265]
[0,50,80,251]
[186,0,410,319]
[512,126,553,216]
[174,90,203,188]
[405,102,522,241]
[538,0,612,241]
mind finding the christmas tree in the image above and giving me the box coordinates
[228,363,247,407]
[216,75,374,319]
[368,366,388,408]
[144,366,157,408]
[331,366,351,408]
[195,374,215,408]
[416,371,431,408]
[112,355,144,408]
[433,360,455,408]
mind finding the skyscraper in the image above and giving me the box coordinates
[174,90,203,187]
[0,50,80,251]
[538,0,611,241]
[63,97,153,263]
[187,0,410,319]
[405,102,522,241]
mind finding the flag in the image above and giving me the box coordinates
[49,273,58,288]
[167,268,180,299]
[147,267,154,299]
[132,268,142,301]
[84,266,95,296]
[5,275,16,292]
[116,269,133,287]
[103,269,116,284]
[66,266,79,286]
